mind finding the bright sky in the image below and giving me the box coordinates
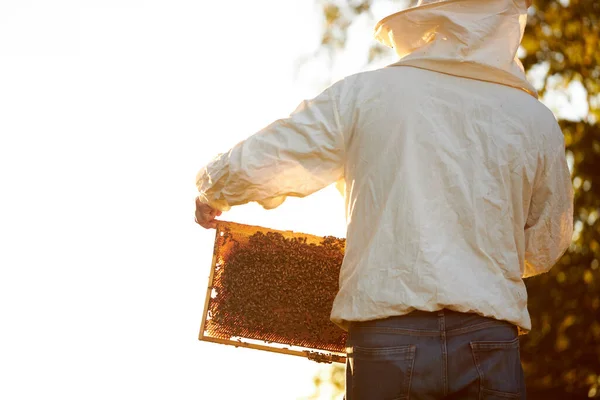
[0,1,400,399]
[0,1,588,399]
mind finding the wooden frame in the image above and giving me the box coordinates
[198,221,347,364]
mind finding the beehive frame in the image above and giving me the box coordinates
[199,221,347,364]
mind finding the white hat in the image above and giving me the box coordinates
[373,0,537,97]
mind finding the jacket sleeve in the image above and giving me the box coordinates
[196,84,345,211]
[523,136,574,278]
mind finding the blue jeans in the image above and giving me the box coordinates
[345,309,526,400]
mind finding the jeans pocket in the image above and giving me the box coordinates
[470,338,522,399]
[348,344,416,400]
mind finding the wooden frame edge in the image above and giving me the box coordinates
[200,336,346,364]
[199,228,220,340]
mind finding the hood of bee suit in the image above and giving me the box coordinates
[374,0,537,97]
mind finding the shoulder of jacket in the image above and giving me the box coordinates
[330,68,391,98]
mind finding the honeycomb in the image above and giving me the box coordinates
[199,221,347,363]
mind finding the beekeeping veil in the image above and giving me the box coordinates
[374,0,536,97]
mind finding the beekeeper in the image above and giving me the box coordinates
[195,0,573,398]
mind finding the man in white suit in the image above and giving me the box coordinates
[195,0,573,398]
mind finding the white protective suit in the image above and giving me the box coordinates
[196,0,574,332]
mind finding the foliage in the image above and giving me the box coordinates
[313,0,600,398]
[306,365,345,400]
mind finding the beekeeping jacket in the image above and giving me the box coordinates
[196,0,574,332]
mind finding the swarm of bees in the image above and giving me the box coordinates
[204,223,347,354]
